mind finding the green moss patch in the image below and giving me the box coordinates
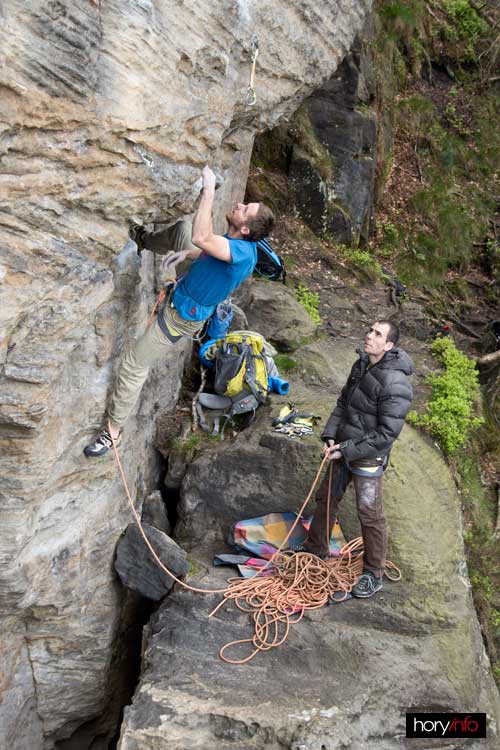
[295,284,321,324]
[408,337,483,453]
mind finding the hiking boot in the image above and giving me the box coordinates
[351,570,383,598]
[129,223,148,254]
[83,429,121,458]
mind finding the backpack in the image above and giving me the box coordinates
[213,332,269,410]
[254,239,286,282]
[196,332,273,434]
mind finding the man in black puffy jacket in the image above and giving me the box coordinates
[304,320,414,598]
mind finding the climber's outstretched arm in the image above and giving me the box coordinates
[192,166,231,262]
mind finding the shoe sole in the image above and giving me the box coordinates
[351,586,383,598]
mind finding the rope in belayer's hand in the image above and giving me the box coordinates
[109,430,401,663]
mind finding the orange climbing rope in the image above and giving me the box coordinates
[209,538,366,664]
[110,430,401,663]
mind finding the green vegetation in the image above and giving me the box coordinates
[274,354,297,372]
[457,457,500,686]
[186,556,204,577]
[390,87,499,285]
[295,284,321,324]
[441,0,489,60]
[377,220,404,259]
[171,435,200,454]
[373,0,500,285]
[337,245,384,279]
[408,337,483,453]
[374,1,500,689]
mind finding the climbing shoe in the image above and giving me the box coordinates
[83,429,121,458]
[129,223,148,254]
[351,570,383,598]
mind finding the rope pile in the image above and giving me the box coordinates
[209,539,365,664]
[110,429,400,664]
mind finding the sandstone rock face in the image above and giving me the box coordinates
[290,27,378,245]
[0,1,373,747]
[245,281,319,351]
[119,334,500,750]
[141,490,171,535]
[115,523,187,601]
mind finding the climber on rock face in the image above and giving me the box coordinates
[84,166,275,458]
[302,320,414,598]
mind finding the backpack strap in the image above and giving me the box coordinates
[242,348,267,404]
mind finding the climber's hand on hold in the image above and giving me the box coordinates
[202,166,217,193]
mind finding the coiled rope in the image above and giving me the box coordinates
[110,430,400,663]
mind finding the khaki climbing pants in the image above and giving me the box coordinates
[305,460,388,578]
[107,219,202,427]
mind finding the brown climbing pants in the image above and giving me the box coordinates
[305,460,387,577]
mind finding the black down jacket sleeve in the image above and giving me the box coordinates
[339,371,413,462]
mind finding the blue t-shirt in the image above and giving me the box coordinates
[172,236,257,321]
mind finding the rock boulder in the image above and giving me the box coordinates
[115,523,188,601]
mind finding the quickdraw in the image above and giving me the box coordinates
[245,34,259,106]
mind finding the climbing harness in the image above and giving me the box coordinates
[148,283,208,343]
[111,430,401,663]
[246,34,259,106]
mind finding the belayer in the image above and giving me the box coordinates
[84,166,275,457]
[302,320,414,598]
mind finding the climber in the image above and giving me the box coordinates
[302,320,414,598]
[84,166,275,458]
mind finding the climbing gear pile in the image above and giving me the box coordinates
[110,434,401,664]
[272,402,321,438]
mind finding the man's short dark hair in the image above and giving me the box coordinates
[246,204,275,242]
[378,319,400,346]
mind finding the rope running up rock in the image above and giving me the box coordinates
[110,430,401,663]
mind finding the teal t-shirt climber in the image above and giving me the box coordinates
[172,236,257,321]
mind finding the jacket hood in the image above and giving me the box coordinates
[378,347,414,375]
[357,346,415,376]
